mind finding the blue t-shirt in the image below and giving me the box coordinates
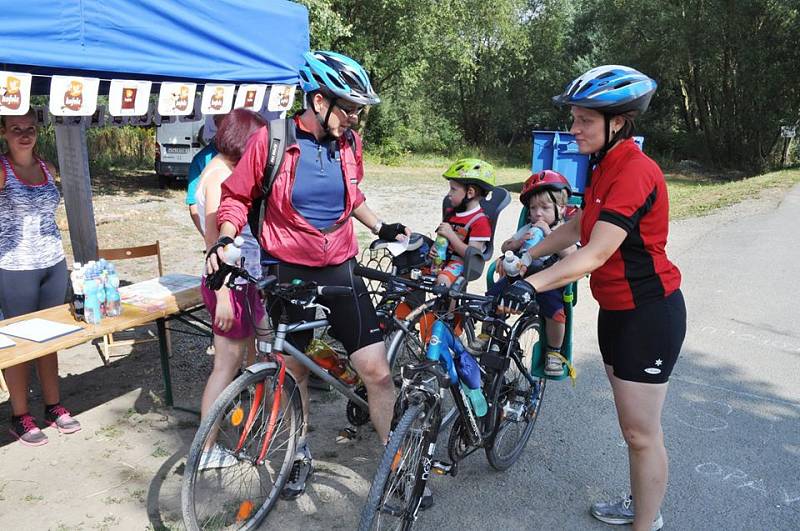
[291,131,345,230]
[185,141,219,206]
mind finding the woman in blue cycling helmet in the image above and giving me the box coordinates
[499,65,684,531]
[299,50,381,136]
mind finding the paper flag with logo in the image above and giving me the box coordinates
[0,71,32,115]
[109,80,152,116]
[158,82,197,116]
[201,84,235,115]
[49,76,100,116]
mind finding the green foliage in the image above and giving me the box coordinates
[33,125,155,172]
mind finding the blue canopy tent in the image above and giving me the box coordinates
[0,0,309,261]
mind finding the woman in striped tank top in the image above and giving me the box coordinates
[0,109,81,447]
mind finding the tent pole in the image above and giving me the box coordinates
[55,123,99,264]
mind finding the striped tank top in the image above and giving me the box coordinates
[0,155,65,270]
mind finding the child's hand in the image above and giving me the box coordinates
[496,257,506,277]
[436,222,456,240]
[428,246,438,259]
[534,220,552,235]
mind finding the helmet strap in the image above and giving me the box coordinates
[312,95,336,139]
[547,190,560,224]
[590,114,624,167]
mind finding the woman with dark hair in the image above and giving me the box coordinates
[193,108,270,469]
[0,109,81,446]
[499,66,686,531]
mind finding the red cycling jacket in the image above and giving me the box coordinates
[217,116,367,267]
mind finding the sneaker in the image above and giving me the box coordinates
[281,457,314,499]
[199,444,239,470]
[590,494,663,530]
[10,414,48,447]
[544,351,564,376]
[44,404,81,434]
[465,334,489,356]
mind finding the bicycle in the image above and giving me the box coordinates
[355,266,546,530]
[181,267,371,530]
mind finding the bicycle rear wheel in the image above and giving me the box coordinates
[359,403,431,531]
[485,318,546,471]
[182,367,303,530]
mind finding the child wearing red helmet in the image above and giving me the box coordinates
[490,170,577,376]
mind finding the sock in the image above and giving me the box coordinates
[45,403,61,414]
[296,439,312,460]
[546,345,561,355]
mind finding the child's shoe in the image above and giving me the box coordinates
[10,413,48,447]
[544,351,564,376]
[466,333,490,356]
[44,404,82,434]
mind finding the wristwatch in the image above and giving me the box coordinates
[371,220,383,235]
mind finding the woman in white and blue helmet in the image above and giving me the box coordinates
[209,50,413,502]
[299,50,381,136]
[499,66,685,531]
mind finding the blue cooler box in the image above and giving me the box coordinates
[531,131,643,195]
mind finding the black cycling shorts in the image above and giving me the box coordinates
[598,289,686,384]
[267,258,383,356]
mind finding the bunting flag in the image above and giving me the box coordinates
[201,84,235,114]
[266,84,296,112]
[0,71,32,115]
[158,82,197,116]
[109,80,152,116]
[234,84,268,111]
[49,75,100,116]
[1,73,295,124]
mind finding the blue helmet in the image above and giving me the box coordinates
[552,65,657,116]
[299,50,380,106]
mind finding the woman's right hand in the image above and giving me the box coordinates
[214,287,235,332]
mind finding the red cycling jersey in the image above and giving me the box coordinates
[580,138,681,310]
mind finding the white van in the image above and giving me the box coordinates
[154,117,205,187]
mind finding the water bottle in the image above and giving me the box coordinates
[70,262,85,321]
[305,339,360,386]
[502,250,522,279]
[222,236,245,266]
[519,226,545,253]
[432,235,448,272]
[83,270,102,325]
[96,268,107,316]
[105,264,122,317]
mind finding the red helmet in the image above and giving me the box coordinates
[519,170,572,206]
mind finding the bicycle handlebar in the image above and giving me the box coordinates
[354,265,494,304]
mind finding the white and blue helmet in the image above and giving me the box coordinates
[553,65,656,116]
[299,50,380,106]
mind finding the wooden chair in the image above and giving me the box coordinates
[96,241,168,365]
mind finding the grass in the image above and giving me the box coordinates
[364,161,800,220]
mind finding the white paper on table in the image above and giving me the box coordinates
[386,239,410,257]
[0,334,16,348]
[0,318,82,343]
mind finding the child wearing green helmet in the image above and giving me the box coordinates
[428,158,495,286]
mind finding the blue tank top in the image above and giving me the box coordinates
[291,131,345,230]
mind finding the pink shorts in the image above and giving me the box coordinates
[200,281,267,340]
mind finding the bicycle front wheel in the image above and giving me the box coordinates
[182,367,303,530]
[485,318,546,471]
[359,403,431,531]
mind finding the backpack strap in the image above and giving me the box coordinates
[247,118,296,240]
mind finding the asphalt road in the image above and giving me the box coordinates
[409,185,800,531]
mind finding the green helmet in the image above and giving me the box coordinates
[442,158,496,194]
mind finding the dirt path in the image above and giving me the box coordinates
[0,166,784,530]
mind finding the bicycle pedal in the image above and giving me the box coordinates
[431,460,456,477]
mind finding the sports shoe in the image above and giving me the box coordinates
[199,444,239,470]
[44,404,82,434]
[590,494,663,530]
[10,413,48,447]
[281,456,314,499]
[544,351,564,376]
[465,334,489,356]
